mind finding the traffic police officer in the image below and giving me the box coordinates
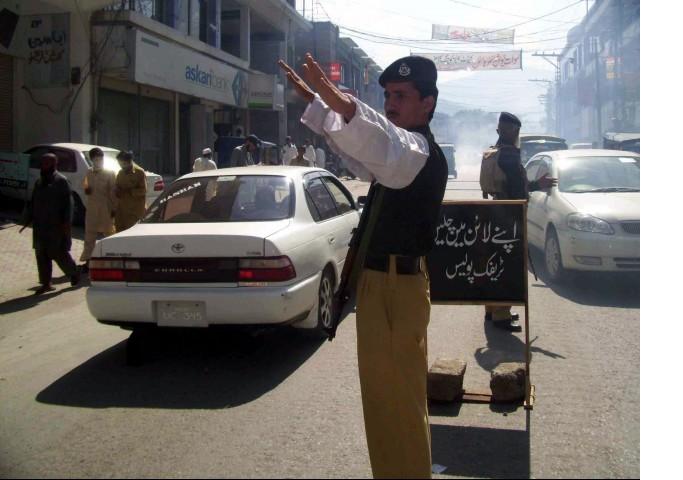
[479,112,556,330]
[280,53,448,478]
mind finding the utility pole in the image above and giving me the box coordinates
[530,79,554,132]
[592,36,603,143]
[532,52,561,135]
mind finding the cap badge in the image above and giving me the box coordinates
[398,63,411,76]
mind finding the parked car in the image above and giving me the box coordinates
[0,143,164,224]
[86,166,360,341]
[438,143,458,179]
[524,149,639,282]
[603,132,640,154]
[520,134,568,163]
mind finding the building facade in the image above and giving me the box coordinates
[557,0,640,145]
[0,0,309,176]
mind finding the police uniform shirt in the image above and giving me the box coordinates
[302,94,447,256]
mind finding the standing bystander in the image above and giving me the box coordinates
[114,151,147,233]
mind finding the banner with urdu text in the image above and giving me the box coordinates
[413,51,522,71]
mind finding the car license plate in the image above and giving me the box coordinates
[157,301,207,327]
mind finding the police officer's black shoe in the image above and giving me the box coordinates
[486,313,519,322]
[34,284,55,295]
[70,273,81,286]
[492,318,523,332]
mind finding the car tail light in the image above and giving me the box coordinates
[89,258,140,282]
[154,179,165,191]
[238,256,296,283]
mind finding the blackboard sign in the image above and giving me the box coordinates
[428,200,528,304]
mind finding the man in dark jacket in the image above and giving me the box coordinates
[480,112,556,330]
[22,153,80,294]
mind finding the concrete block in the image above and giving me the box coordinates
[490,362,526,402]
[428,358,467,402]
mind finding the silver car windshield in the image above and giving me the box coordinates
[558,156,640,193]
[142,175,293,223]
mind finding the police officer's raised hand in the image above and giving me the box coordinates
[302,54,356,122]
[278,60,315,103]
[537,174,558,190]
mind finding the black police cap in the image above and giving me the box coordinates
[499,112,522,127]
[379,56,438,88]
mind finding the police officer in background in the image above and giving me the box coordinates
[479,112,557,331]
[280,53,447,479]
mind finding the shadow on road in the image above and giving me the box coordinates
[36,328,324,409]
[431,412,531,478]
[474,320,566,376]
[529,247,639,308]
[0,281,88,315]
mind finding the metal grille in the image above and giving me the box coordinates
[621,222,640,234]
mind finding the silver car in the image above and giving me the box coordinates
[525,149,639,282]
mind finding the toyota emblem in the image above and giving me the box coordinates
[171,243,185,254]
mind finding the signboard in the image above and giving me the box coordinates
[0,152,30,190]
[25,13,70,88]
[132,30,248,108]
[248,74,284,111]
[413,51,522,71]
[329,62,341,82]
[428,201,528,303]
[432,24,515,44]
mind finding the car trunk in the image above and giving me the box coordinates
[95,221,290,283]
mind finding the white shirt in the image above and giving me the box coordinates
[281,143,298,165]
[303,145,316,167]
[193,156,217,172]
[301,94,430,189]
[314,147,326,168]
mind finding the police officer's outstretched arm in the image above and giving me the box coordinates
[279,54,430,189]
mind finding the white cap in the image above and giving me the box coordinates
[202,148,212,155]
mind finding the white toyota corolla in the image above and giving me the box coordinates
[86,166,360,335]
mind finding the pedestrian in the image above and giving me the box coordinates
[230,134,260,167]
[193,147,217,172]
[314,145,326,169]
[280,53,448,479]
[302,139,316,167]
[289,145,311,166]
[79,148,116,271]
[280,136,298,165]
[114,151,147,232]
[479,112,557,331]
[21,153,80,294]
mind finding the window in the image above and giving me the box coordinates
[304,176,338,221]
[142,175,293,223]
[535,158,551,181]
[322,176,354,214]
[558,156,640,193]
[26,147,76,172]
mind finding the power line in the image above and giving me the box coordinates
[444,0,583,25]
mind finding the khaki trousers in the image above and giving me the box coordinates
[485,305,512,321]
[356,256,432,479]
[80,226,115,262]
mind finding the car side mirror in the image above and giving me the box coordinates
[357,195,367,209]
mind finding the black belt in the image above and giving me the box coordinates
[364,254,422,275]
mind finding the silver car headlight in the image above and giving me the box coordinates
[567,213,614,235]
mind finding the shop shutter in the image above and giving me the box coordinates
[0,54,13,151]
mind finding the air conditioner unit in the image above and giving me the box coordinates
[232,124,245,137]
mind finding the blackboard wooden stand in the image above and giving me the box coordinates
[428,200,534,410]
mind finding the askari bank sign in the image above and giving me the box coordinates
[132,31,247,107]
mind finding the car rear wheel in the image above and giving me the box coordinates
[544,228,565,283]
[316,267,335,334]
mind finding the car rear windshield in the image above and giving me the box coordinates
[558,156,640,193]
[141,175,293,223]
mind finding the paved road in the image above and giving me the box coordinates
[0,184,639,478]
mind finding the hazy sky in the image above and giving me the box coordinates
[295,0,593,131]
